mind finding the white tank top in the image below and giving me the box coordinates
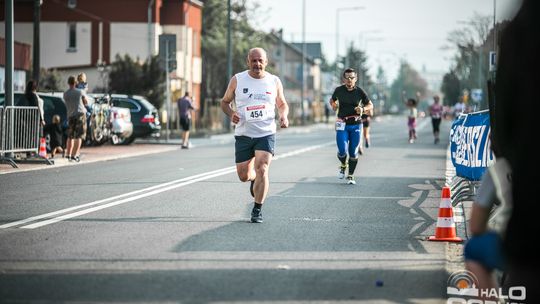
[234,70,279,137]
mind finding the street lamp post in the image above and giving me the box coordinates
[301,0,306,124]
[335,6,364,84]
[224,0,232,131]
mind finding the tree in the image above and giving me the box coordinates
[441,70,461,105]
[444,13,494,109]
[108,54,165,109]
[141,56,165,109]
[343,42,372,89]
[375,65,388,99]
[201,0,269,104]
[38,68,62,91]
[109,54,143,96]
[389,60,428,108]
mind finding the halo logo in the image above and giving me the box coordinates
[447,270,479,297]
[446,270,526,304]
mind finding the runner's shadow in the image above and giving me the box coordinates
[174,176,440,254]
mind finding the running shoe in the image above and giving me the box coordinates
[338,165,347,179]
[347,175,356,185]
[250,180,255,197]
[251,207,263,223]
[365,139,370,148]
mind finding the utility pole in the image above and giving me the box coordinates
[159,34,176,143]
[165,39,171,143]
[5,0,14,160]
[301,0,306,124]
[147,0,155,62]
[32,0,41,82]
[224,0,232,131]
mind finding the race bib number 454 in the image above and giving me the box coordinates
[246,105,267,122]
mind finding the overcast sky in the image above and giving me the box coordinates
[253,0,521,82]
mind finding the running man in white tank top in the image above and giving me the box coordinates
[221,47,289,223]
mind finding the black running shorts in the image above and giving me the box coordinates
[234,134,275,163]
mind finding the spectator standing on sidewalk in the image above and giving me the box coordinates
[324,101,332,123]
[493,0,540,301]
[64,76,88,162]
[429,95,443,144]
[20,80,45,136]
[177,92,195,149]
[220,47,289,223]
[453,99,466,118]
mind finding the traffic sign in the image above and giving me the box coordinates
[159,34,177,72]
[471,89,483,102]
[489,51,497,72]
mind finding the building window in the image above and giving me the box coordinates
[67,23,77,52]
[67,0,77,9]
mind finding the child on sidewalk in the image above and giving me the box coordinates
[44,114,64,158]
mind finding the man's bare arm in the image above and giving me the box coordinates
[220,76,240,124]
[276,78,289,128]
[363,100,374,115]
[330,98,338,111]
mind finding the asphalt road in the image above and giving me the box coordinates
[0,115,456,303]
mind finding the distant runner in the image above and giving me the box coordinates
[429,95,443,144]
[329,68,373,185]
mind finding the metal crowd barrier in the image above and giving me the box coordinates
[448,109,493,240]
[0,106,42,168]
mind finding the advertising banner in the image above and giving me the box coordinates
[449,111,494,181]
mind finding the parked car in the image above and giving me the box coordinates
[1,92,73,150]
[0,92,72,126]
[0,92,132,147]
[103,94,161,144]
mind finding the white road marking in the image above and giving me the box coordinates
[3,142,333,229]
[21,168,237,229]
[0,166,235,229]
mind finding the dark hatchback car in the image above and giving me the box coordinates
[1,92,69,149]
[108,94,161,144]
[0,92,68,126]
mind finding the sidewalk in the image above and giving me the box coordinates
[0,143,179,175]
[0,123,335,175]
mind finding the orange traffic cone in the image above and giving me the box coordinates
[428,187,462,242]
[38,138,47,158]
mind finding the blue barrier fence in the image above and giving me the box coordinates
[449,110,494,181]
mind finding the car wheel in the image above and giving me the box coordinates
[122,135,136,145]
[111,134,135,145]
